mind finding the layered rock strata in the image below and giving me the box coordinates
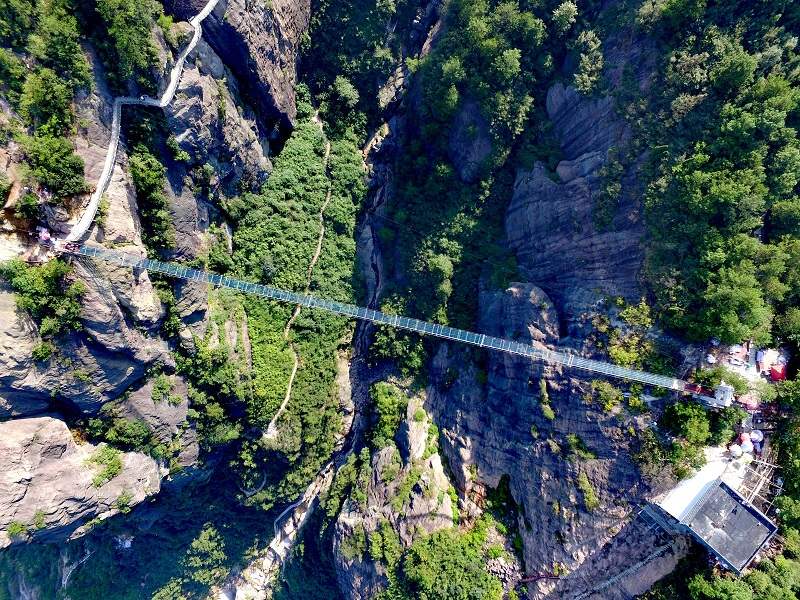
[0,416,162,549]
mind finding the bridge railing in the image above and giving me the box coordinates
[69,244,685,391]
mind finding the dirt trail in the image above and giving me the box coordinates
[264,121,332,440]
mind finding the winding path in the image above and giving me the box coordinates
[66,0,221,242]
[264,122,333,440]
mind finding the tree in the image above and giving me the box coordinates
[27,5,90,85]
[574,30,604,94]
[23,134,86,198]
[0,0,35,49]
[183,524,227,586]
[660,402,709,445]
[401,528,503,600]
[551,1,577,36]
[0,258,84,339]
[18,68,74,131]
[709,34,757,97]
[94,0,161,83]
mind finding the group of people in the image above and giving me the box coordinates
[729,429,764,461]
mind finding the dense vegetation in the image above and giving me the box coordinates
[0,258,83,355]
[376,516,503,600]
[220,91,368,511]
[304,0,421,135]
[631,399,747,486]
[640,542,800,600]
[0,0,169,207]
[616,0,800,347]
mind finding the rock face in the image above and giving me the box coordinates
[333,396,454,600]
[162,37,272,190]
[425,82,683,598]
[505,83,646,335]
[0,278,171,418]
[0,416,162,549]
[118,374,200,483]
[427,284,680,598]
[200,0,311,132]
[448,100,493,184]
[545,83,629,161]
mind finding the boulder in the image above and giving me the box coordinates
[0,416,162,548]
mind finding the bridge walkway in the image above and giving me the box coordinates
[66,244,687,392]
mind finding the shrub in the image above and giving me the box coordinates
[85,444,123,487]
[129,145,175,251]
[33,510,46,530]
[94,0,161,85]
[14,192,39,220]
[116,490,133,514]
[399,527,503,600]
[566,434,597,460]
[693,366,749,396]
[0,258,84,339]
[22,134,86,199]
[487,545,503,559]
[0,172,10,200]
[590,380,623,411]
[31,342,55,362]
[576,471,599,512]
[369,382,408,449]
[105,418,152,451]
[659,401,709,445]
[95,197,110,229]
[166,134,190,163]
[340,523,367,561]
[539,379,556,420]
[151,373,173,404]
[6,522,27,537]
[18,68,74,130]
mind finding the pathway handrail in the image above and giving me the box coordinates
[66,0,221,242]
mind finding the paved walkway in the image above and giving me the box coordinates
[66,0,221,242]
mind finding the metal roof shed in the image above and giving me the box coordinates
[679,480,777,574]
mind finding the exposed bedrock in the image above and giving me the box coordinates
[192,0,311,133]
[427,283,683,598]
[506,83,646,335]
[332,396,455,600]
[448,99,493,184]
[0,277,171,418]
[162,37,272,189]
[545,83,630,161]
[0,416,162,549]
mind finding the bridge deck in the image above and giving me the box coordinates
[66,244,686,391]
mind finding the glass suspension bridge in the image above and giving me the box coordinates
[60,243,704,395]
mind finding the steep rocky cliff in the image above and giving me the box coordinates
[424,80,685,598]
[0,416,162,549]
[505,83,645,335]
[333,395,454,600]
[0,0,310,549]
[173,0,311,134]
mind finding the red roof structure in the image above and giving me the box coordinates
[770,364,787,382]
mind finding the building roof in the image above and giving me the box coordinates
[659,447,739,521]
[680,480,777,574]
[658,447,777,574]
